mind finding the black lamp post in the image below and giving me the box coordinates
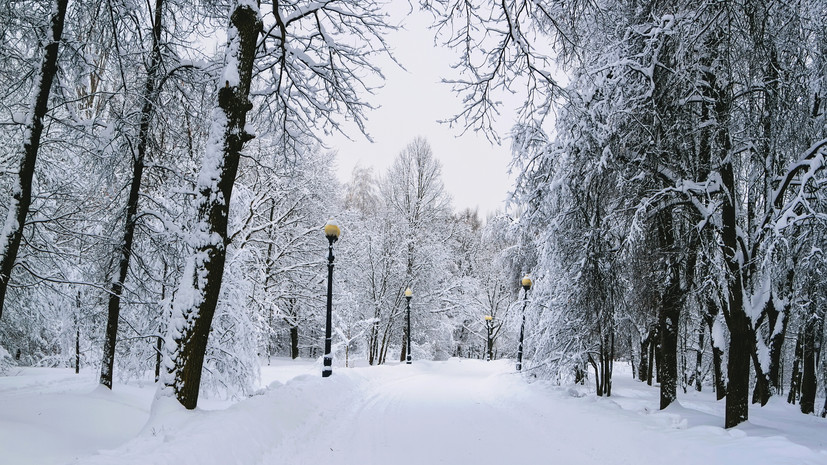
[517,275,532,371]
[405,287,412,364]
[484,315,494,361]
[322,220,340,378]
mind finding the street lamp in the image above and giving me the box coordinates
[405,287,413,364]
[517,275,532,371]
[484,315,494,361]
[322,219,340,378]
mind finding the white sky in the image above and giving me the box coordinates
[326,7,516,218]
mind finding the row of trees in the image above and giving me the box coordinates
[3,0,826,432]
[0,0,527,408]
[427,0,827,428]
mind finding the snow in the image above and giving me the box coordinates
[1,359,825,465]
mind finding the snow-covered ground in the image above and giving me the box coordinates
[1,358,825,465]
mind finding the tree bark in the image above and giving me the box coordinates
[787,332,802,404]
[0,0,67,319]
[647,328,657,386]
[638,330,650,383]
[657,209,680,410]
[769,286,791,392]
[800,319,817,414]
[588,354,602,396]
[604,331,614,396]
[721,156,751,428]
[162,3,260,409]
[694,324,704,392]
[100,0,165,390]
[704,300,727,400]
[290,325,299,359]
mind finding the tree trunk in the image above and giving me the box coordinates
[658,297,679,409]
[751,294,787,406]
[0,0,67,319]
[657,209,680,410]
[604,331,614,396]
[630,333,637,380]
[787,332,802,404]
[647,328,657,386]
[712,69,751,426]
[400,325,408,362]
[75,311,80,375]
[155,265,167,383]
[155,328,163,382]
[100,0,165,390]
[694,324,704,392]
[704,300,727,400]
[589,354,602,396]
[800,319,817,414]
[368,314,379,365]
[378,319,394,365]
[290,325,299,359]
[161,3,260,409]
[638,331,649,383]
[767,296,789,393]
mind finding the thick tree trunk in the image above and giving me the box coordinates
[719,131,752,426]
[658,297,679,409]
[161,3,260,409]
[750,349,770,406]
[710,66,751,426]
[638,331,649,383]
[290,325,299,359]
[0,0,67,319]
[751,295,788,406]
[656,209,680,410]
[100,0,165,390]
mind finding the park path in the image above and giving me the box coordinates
[259,360,672,465]
[35,358,824,465]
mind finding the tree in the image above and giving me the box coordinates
[99,0,166,390]
[428,0,827,428]
[160,2,261,409]
[161,0,395,408]
[0,0,68,320]
[380,137,453,361]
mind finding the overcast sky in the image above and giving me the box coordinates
[326,6,516,219]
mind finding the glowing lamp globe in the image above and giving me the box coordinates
[324,220,340,243]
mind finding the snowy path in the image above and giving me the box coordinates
[257,360,825,465]
[268,361,553,464]
[3,359,826,465]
